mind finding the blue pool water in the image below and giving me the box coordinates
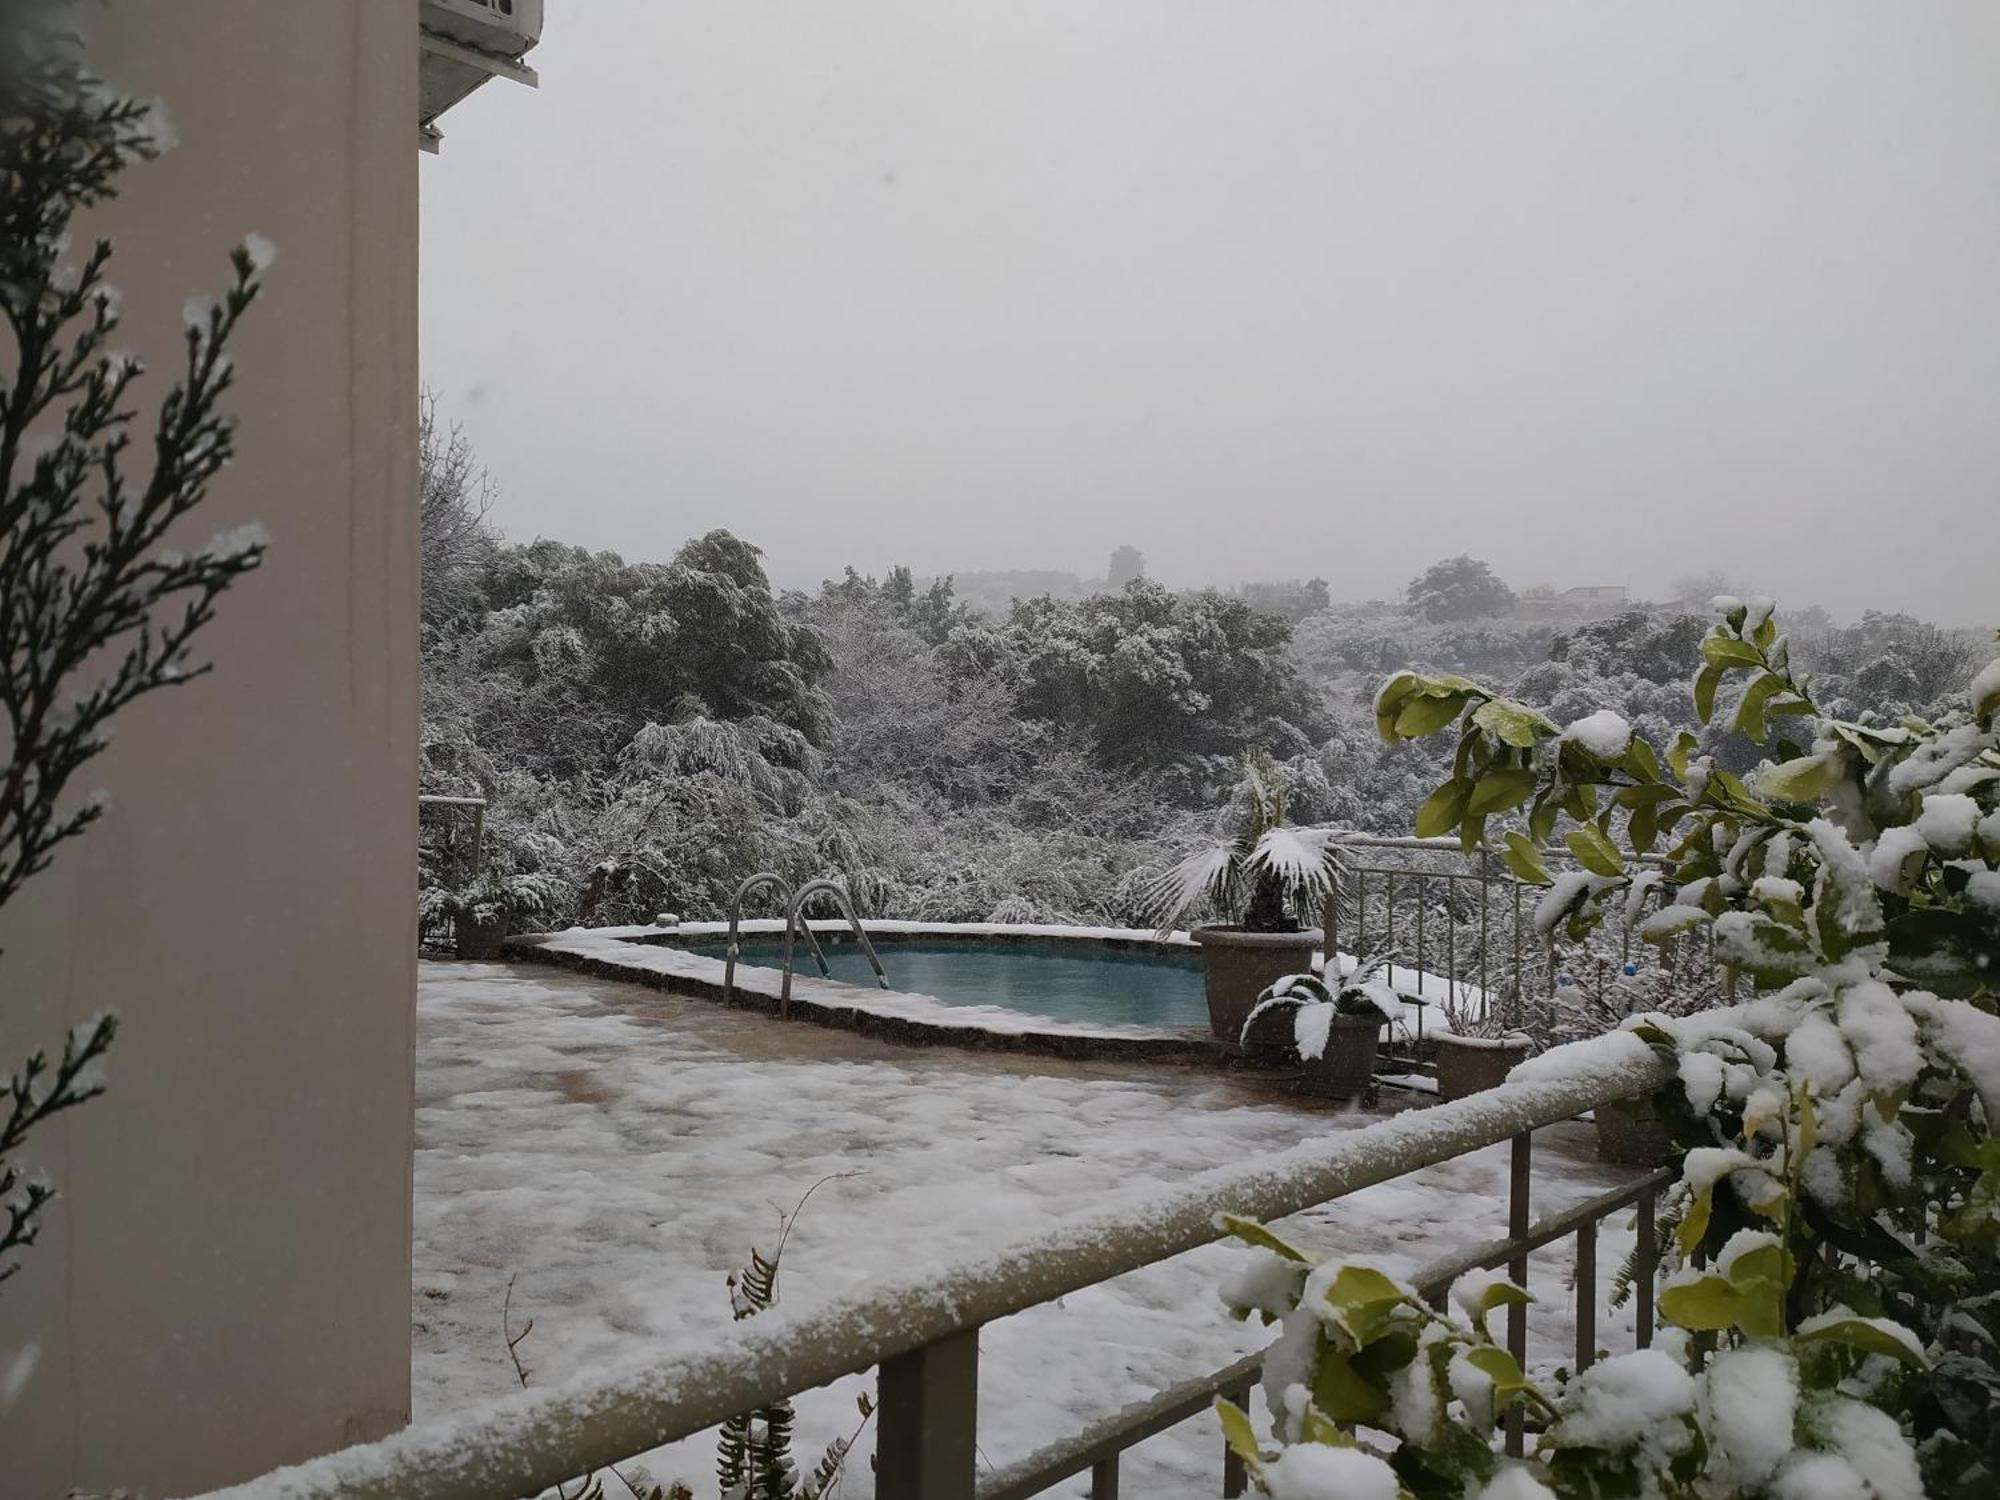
[685,937,1210,1028]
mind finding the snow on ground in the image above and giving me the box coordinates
[414,961,1649,1498]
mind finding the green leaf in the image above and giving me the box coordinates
[1395,692,1469,739]
[1215,1399,1264,1477]
[1467,769,1537,817]
[1629,799,1660,857]
[1796,1318,1927,1368]
[1667,730,1701,779]
[1219,1214,1316,1264]
[1658,1273,1741,1332]
[1471,697,1555,749]
[1461,1345,1541,1413]
[1415,781,1470,839]
[1312,1343,1389,1424]
[1565,823,1625,876]
[1734,674,1784,743]
[1624,735,1662,784]
[1677,1184,1714,1257]
[1694,661,1727,724]
[1702,635,1764,667]
[1528,796,1559,845]
[1375,672,1419,742]
[1758,753,1839,804]
[1500,831,1554,886]
[1321,1263,1411,1341]
[1468,1279,1533,1338]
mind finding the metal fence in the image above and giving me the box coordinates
[1325,834,1705,1045]
[196,1050,1677,1500]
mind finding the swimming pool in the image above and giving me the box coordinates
[679,935,1210,1029]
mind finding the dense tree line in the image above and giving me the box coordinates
[416,425,1987,935]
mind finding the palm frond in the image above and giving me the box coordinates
[1246,825,1348,924]
[1140,842,1244,935]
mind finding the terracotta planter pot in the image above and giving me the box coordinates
[1433,1033,1532,1102]
[1299,1013,1383,1100]
[454,912,508,960]
[1596,1095,1675,1167]
[1192,925,1324,1050]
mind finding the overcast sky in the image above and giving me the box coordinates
[420,2,2000,623]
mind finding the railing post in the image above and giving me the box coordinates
[1575,1220,1597,1371]
[877,1328,979,1500]
[1506,1131,1531,1458]
[1635,1188,1656,1349]
[1091,1455,1120,1498]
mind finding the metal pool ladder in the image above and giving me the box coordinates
[724,873,828,1003]
[721,873,890,1018]
[781,878,890,1019]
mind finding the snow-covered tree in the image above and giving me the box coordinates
[0,10,267,1286]
[1406,554,1516,623]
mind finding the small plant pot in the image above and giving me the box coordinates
[453,912,508,960]
[1192,925,1324,1051]
[1596,1095,1675,1167]
[1433,1033,1532,1103]
[1298,1013,1383,1100]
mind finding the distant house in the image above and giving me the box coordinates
[1559,585,1629,608]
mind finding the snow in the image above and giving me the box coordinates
[1477,1468,1558,1500]
[1702,1346,1798,1488]
[391,962,1652,1499]
[1916,793,1980,855]
[1835,981,1921,1095]
[1259,1442,1401,1500]
[1548,1348,1695,1454]
[1770,1451,1869,1500]
[1969,655,2000,717]
[1866,826,1928,891]
[1811,1395,1924,1500]
[1902,992,2000,1119]
[1534,871,1617,939]
[242,232,278,271]
[1557,710,1632,761]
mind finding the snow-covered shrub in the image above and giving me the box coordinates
[1,9,267,1289]
[1213,1205,1928,1499]
[1215,601,2000,1494]
[1241,958,1401,1055]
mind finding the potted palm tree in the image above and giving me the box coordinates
[1143,752,1348,1048]
[1239,959,1398,1099]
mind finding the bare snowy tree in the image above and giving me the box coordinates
[419,387,496,631]
[0,9,266,1289]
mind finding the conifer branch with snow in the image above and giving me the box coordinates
[0,9,266,1289]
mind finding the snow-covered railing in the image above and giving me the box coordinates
[189,1047,1675,1500]
[1326,833,1688,1027]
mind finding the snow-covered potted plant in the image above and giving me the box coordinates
[1240,959,1398,1099]
[419,863,562,959]
[1554,952,1719,1163]
[1144,751,1348,1048]
[1431,991,1533,1102]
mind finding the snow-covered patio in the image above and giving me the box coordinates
[413,961,1650,1497]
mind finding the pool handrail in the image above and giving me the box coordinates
[780,878,890,1018]
[723,872,830,1005]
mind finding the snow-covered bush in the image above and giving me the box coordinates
[1215,600,2000,1495]
[1241,958,1401,1055]
[1,9,267,1288]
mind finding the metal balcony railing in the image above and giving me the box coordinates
[194,1048,1677,1500]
